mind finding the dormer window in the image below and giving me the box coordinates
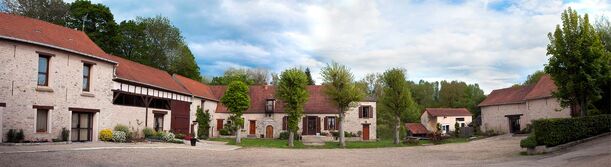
[266,99,275,113]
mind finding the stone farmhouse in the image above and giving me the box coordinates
[406,108,472,136]
[478,75,571,134]
[0,13,376,142]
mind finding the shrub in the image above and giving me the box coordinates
[142,128,155,138]
[168,139,184,144]
[6,129,16,143]
[428,132,443,144]
[175,133,186,139]
[520,134,537,148]
[61,128,70,141]
[278,131,300,140]
[113,124,131,141]
[454,122,460,137]
[518,124,533,134]
[219,129,231,136]
[16,129,24,142]
[162,132,175,141]
[99,129,113,141]
[404,138,420,145]
[154,131,166,139]
[112,131,127,142]
[533,114,611,147]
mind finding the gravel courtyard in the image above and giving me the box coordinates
[0,135,609,167]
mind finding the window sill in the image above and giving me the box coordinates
[81,92,95,97]
[35,86,54,92]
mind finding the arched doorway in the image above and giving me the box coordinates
[266,125,273,138]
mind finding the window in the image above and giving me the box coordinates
[360,106,372,118]
[327,117,336,130]
[265,99,275,113]
[82,64,91,91]
[154,114,164,132]
[456,118,465,122]
[37,56,49,86]
[36,109,48,132]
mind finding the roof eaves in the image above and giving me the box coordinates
[114,77,192,96]
[0,35,118,65]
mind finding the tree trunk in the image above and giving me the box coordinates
[394,116,400,144]
[580,98,587,117]
[339,112,345,148]
[235,128,241,144]
[288,131,294,147]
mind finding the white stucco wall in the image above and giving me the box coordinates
[480,98,570,134]
[435,116,472,133]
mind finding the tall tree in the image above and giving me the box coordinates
[137,16,182,71]
[66,0,118,54]
[275,68,309,147]
[594,16,611,114]
[114,20,148,62]
[379,68,417,144]
[172,44,202,81]
[358,73,383,100]
[220,81,250,144]
[1,0,69,25]
[304,68,315,85]
[320,62,364,148]
[545,8,611,116]
[210,68,269,85]
[523,70,546,85]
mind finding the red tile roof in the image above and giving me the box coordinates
[173,74,217,100]
[0,13,115,63]
[524,75,555,100]
[405,123,428,135]
[479,74,557,107]
[424,108,472,117]
[212,85,340,114]
[0,13,189,94]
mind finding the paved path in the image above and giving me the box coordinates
[0,135,609,167]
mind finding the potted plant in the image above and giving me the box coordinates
[185,135,197,146]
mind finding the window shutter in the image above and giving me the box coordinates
[324,117,328,130]
[282,116,287,130]
[316,117,321,133]
[359,106,363,118]
[369,107,373,118]
[335,116,340,130]
[302,117,307,135]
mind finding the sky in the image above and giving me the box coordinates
[88,0,611,93]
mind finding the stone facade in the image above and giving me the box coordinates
[480,97,570,134]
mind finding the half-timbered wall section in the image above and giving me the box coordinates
[112,81,192,102]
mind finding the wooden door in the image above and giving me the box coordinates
[249,120,256,135]
[266,125,273,138]
[170,100,190,134]
[362,124,370,140]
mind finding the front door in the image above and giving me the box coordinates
[307,117,317,135]
[508,116,521,133]
[249,120,256,135]
[266,125,273,138]
[71,112,93,142]
[362,124,370,140]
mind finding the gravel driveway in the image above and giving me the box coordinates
[0,135,609,167]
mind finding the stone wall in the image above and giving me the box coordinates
[480,98,570,134]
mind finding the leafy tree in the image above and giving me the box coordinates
[1,0,69,25]
[379,68,418,144]
[66,0,118,54]
[545,8,611,116]
[274,68,309,147]
[220,81,250,144]
[523,70,546,85]
[172,44,202,81]
[409,80,439,110]
[437,80,485,118]
[195,106,211,139]
[320,62,364,147]
[114,20,148,63]
[594,16,611,114]
[210,68,269,85]
[304,67,315,85]
[358,73,383,100]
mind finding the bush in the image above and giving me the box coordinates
[113,124,131,141]
[404,138,420,145]
[219,129,231,136]
[168,139,184,144]
[16,129,24,142]
[428,132,443,144]
[142,128,155,139]
[99,129,113,141]
[520,134,537,148]
[6,129,16,143]
[518,124,533,134]
[112,131,127,142]
[61,128,70,141]
[533,114,611,147]
[162,132,175,141]
[278,131,300,140]
[175,133,186,139]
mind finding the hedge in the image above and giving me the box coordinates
[533,114,611,147]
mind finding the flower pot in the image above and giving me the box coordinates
[190,139,197,146]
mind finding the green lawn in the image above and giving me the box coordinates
[208,137,470,149]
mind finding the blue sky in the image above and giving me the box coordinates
[89,0,611,93]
